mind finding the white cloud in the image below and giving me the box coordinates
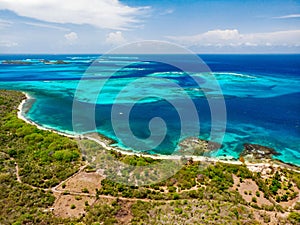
[274,14,300,19]
[0,0,149,30]
[0,40,18,47]
[166,29,300,47]
[105,31,126,45]
[160,8,174,15]
[24,22,70,31]
[64,32,78,43]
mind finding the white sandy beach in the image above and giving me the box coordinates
[17,92,300,173]
[17,92,80,138]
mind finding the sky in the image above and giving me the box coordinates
[0,0,299,53]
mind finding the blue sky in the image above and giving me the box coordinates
[0,0,299,53]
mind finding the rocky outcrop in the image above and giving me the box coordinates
[178,137,221,156]
[240,143,281,160]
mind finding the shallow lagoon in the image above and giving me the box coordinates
[0,54,299,165]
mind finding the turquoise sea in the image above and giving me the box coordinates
[0,54,299,165]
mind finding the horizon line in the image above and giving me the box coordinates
[1,53,300,55]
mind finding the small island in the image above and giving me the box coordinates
[2,60,33,65]
[1,59,69,65]
[40,59,70,65]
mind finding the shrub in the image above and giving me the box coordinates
[294,202,300,210]
[75,196,82,201]
[173,193,180,200]
[63,191,70,195]
[82,188,89,193]
[174,208,183,214]
[168,186,176,193]
[288,212,300,223]
[281,194,288,202]
[262,213,271,223]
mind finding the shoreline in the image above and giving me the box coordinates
[17,91,300,172]
[17,92,77,138]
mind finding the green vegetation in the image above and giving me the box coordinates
[129,199,259,225]
[84,200,121,224]
[97,161,251,204]
[259,168,300,203]
[0,90,81,224]
[110,150,159,166]
[0,91,81,188]
[288,212,300,224]
[82,188,89,193]
[294,202,300,210]
[0,151,58,224]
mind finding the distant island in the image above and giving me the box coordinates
[1,59,69,65]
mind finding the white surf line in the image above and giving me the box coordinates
[17,91,300,172]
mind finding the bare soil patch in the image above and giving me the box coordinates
[232,175,272,207]
[115,199,133,224]
[57,171,103,195]
[53,194,96,218]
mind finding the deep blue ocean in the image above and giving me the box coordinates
[0,54,299,165]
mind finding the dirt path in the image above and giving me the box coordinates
[12,159,151,202]
[49,163,88,194]
[13,159,22,183]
